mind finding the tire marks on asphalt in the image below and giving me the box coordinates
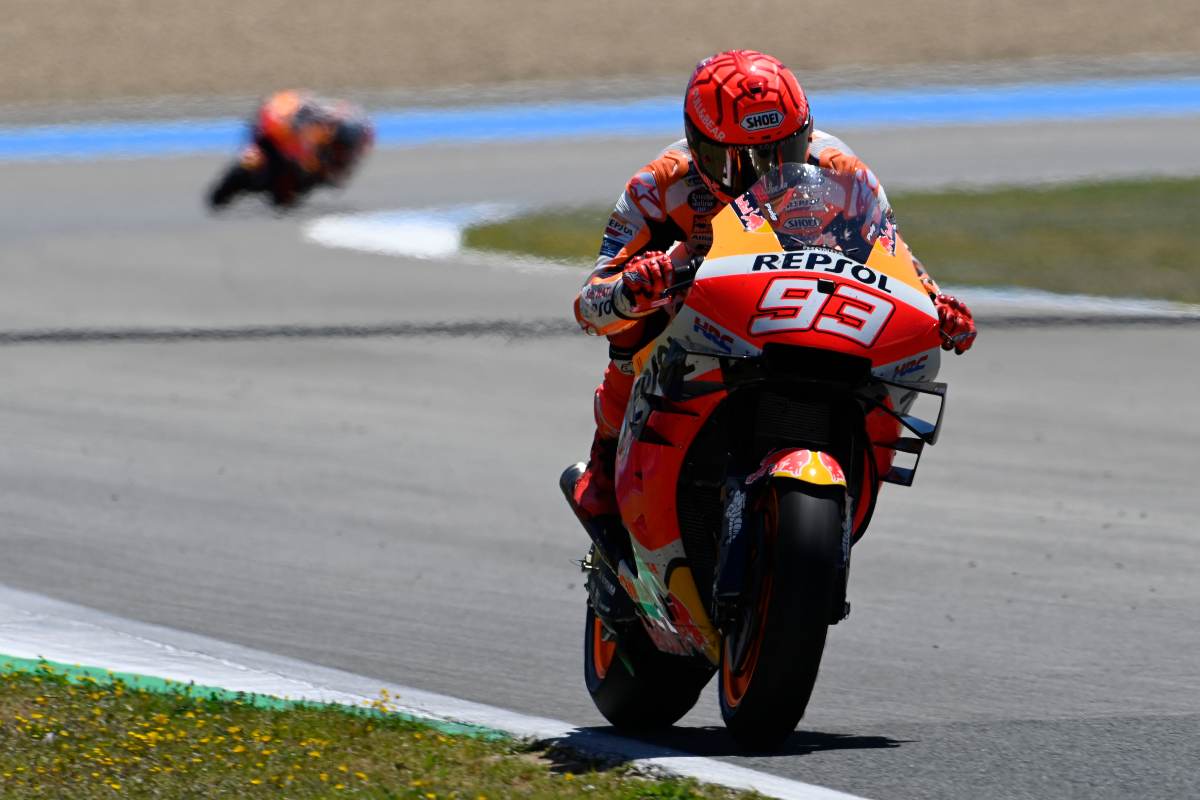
[1,314,1197,346]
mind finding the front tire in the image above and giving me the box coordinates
[208,164,251,209]
[583,604,713,731]
[719,482,843,750]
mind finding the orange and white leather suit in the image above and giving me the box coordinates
[573,131,940,443]
[222,90,371,207]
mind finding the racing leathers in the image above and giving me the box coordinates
[570,131,949,518]
[208,90,371,209]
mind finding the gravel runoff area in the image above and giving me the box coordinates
[2,0,1200,111]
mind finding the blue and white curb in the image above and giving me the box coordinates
[0,584,868,800]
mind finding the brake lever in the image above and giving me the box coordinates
[641,256,701,310]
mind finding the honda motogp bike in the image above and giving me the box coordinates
[561,162,949,750]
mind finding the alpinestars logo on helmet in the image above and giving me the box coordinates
[740,109,784,132]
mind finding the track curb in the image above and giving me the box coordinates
[0,585,870,800]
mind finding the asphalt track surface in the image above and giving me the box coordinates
[1,116,1199,799]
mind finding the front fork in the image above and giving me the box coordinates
[713,449,853,631]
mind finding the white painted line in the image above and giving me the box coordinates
[304,203,521,260]
[0,584,870,800]
[301,204,1200,321]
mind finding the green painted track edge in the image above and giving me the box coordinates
[0,652,507,740]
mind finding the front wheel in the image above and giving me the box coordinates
[584,604,714,731]
[207,164,252,209]
[719,482,843,750]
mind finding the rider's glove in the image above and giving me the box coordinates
[615,250,675,317]
[935,293,977,354]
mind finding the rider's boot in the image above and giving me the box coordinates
[572,432,619,519]
[560,432,623,559]
[560,432,635,627]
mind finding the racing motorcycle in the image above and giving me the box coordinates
[560,163,948,750]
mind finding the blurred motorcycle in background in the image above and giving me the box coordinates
[207,90,373,210]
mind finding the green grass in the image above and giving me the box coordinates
[462,177,1200,303]
[0,661,761,799]
[467,206,608,264]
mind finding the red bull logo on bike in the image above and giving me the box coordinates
[733,195,767,232]
[817,452,847,484]
[747,449,847,487]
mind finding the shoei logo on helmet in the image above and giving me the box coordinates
[740,109,785,132]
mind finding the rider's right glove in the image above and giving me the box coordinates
[615,250,675,317]
[935,293,977,354]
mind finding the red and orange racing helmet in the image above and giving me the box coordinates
[684,50,814,203]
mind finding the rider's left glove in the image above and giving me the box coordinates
[935,293,977,354]
[615,251,675,317]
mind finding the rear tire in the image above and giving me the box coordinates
[583,604,714,731]
[719,482,843,750]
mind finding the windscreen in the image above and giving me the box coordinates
[748,162,892,261]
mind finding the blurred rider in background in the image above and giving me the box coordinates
[208,90,373,209]
[566,49,977,530]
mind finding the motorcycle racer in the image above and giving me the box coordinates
[208,90,373,209]
[568,50,977,528]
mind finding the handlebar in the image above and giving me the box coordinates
[643,256,702,311]
[670,255,702,292]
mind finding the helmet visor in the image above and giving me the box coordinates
[686,123,811,199]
